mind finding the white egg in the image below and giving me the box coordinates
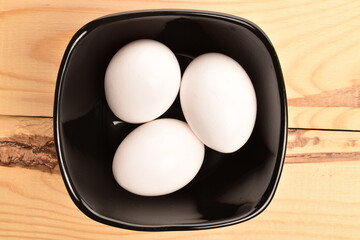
[112,118,204,196]
[105,39,181,124]
[180,53,257,153]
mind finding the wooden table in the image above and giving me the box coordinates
[1,1,359,239]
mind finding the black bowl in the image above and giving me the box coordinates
[54,10,287,231]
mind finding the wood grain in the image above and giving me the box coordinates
[0,0,360,129]
[0,147,359,239]
[1,0,360,239]
[0,116,360,239]
[1,116,360,171]
[0,116,56,171]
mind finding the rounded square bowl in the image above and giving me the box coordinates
[54,9,287,231]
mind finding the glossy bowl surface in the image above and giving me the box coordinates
[54,10,287,231]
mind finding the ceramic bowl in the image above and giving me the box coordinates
[54,10,287,231]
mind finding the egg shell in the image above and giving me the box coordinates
[180,53,257,153]
[105,39,181,124]
[112,118,205,196]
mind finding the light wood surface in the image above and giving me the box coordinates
[0,0,360,129]
[0,116,360,239]
[1,0,360,239]
[1,159,360,240]
[0,116,360,240]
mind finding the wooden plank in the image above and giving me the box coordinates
[2,163,360,240]
[0,116,360,240]
[1,115,360,170]
[0,0,360,129]
[0,117,359,239]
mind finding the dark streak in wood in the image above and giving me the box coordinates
[0,129,359,172]
[287,128,320,149]
[288,84,360,107]
[0,135,57,172]
[286,152,360,164]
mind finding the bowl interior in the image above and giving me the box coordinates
[55,11,286,230]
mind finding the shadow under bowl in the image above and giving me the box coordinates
[54,9,288,231]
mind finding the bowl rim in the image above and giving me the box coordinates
[53,9,288,231]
